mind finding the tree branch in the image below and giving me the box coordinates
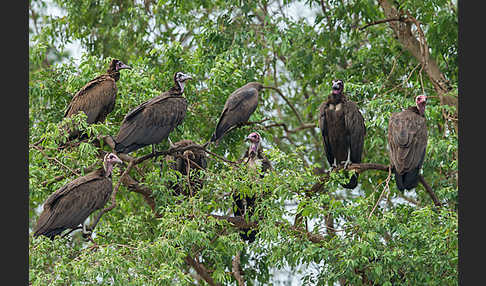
[184,255,221,286]
[359,17,404,30]
[232,252,245,286]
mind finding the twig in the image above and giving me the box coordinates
[368,166,392,218]
[419,175,441,207]
[359,17,404,30]
[262,86,305,125]
[30,144,80,177]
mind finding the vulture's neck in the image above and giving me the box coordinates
[107,70,121,81]
[103,163,114,177]
[328,92,345,105]
[168,83,184,95]
[409,106,426,117]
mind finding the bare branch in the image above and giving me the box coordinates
[262,86,305,126]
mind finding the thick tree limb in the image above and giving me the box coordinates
[232,252,245,286]
[377,0,457,109]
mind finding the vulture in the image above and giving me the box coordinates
[33,153,123,240]
[114,72,193,154]
[166,139,207,196]
[210,82,264,144]
[388,95,428,191]
[64,59,131,139]
[233,132,272,243]
[318,79,366,189]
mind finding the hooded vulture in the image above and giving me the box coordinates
[233,132,272,243]
[114,72,193,154]
[166,139,207,196]
[33,153,123,240]
[64,59,131,139]
[210,82,264,144]
[318,79,366,189]
[388,95,428,191]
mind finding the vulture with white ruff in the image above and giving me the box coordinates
[318,79,366,189]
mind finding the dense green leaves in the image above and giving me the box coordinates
[29,0,457,285]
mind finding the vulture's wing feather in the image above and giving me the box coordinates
[388,110,427,174]
[318,102,334,165]
[64,76,117,123]
[344,101,366,163]
[213,87,259,140]
[115,96,187,148]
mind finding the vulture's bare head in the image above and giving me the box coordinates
[109,59,132,72]
[245,132,261,155]
[415,95,428,116]
[103,153,123,176]
[174,72,193,93]
[331,79,344,95]
[247,82,264,91]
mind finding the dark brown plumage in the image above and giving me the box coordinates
[33,153,122,240]
[388,95,428,191]
[233,132,272,243]
[166,139,207,196]
[318,79,366,189]
[114,72,193,154]
[64,59,131,139]
[210,82,263,143]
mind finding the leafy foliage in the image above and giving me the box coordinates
[29,0,457,285]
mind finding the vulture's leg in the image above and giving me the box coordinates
[81,222,93,239]
[168,137,175,148]
[329,158,337,172]
[343,148,352,169]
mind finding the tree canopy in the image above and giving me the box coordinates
[29,0,458,285]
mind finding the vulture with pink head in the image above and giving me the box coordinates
[33,153,123,240]
[233,132,272,243]
[388,95,428,191]
[318,79,366,189]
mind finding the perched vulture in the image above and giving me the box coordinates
[166,139,207,196]
[64,59,131,139]
[388,95,428,191]
[318,79,366,189]
[233,132,272,243]
[210,82,264,144]
[114,72,193,154]
[33,153,123,240]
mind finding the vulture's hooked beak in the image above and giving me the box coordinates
[114,157,123,164]
[119,63,132,70]
[181,74,193,81]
